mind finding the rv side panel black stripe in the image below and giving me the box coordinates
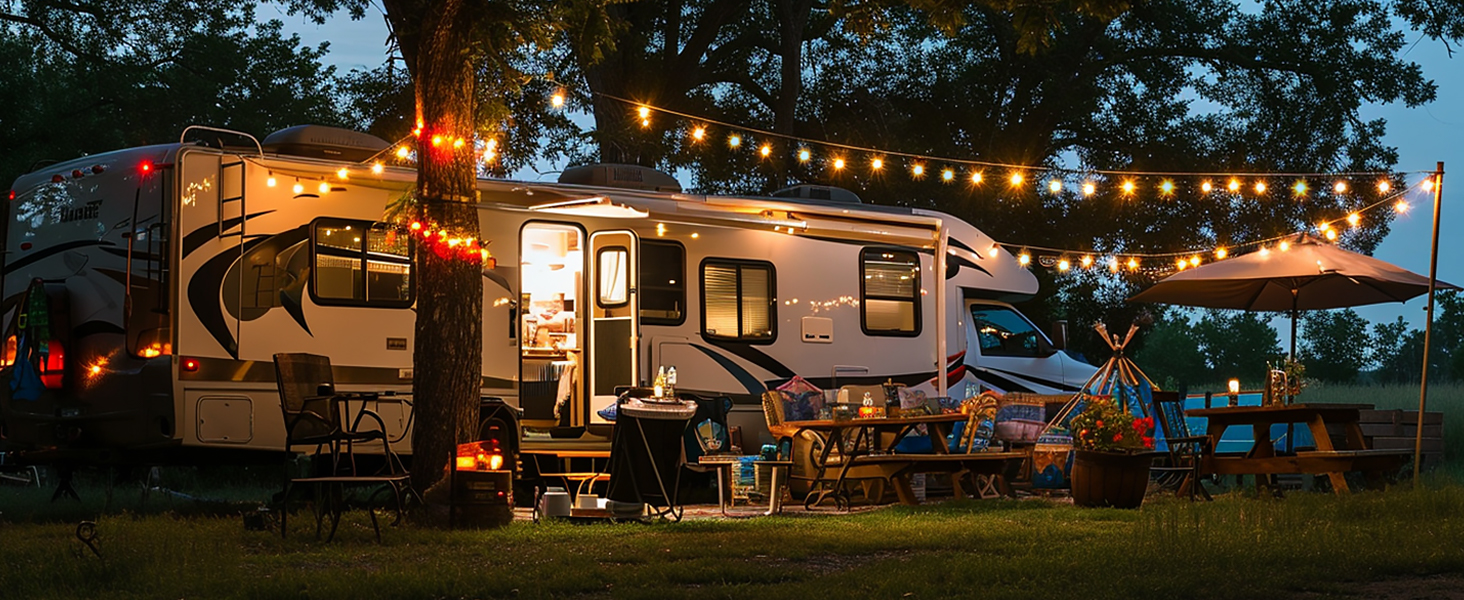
[187,239,265,358]
[177,355,514,388]
[180,210,276,259]
[687,343,766,397]
[764,371,938,391]
[948,237,976,253]
[703,340,794,378]
[983,366,1082,392]
[3,240,116,274]
[945,254,991,279]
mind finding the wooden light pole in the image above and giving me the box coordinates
[1414,161,1444,485]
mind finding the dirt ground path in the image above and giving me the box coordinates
[1295,574,1464,599]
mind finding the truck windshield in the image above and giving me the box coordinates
[970,305,1044,357]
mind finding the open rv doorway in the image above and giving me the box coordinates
[587,230,639,435]
[518,223,584,433]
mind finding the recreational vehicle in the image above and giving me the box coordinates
[1,125,1094,464]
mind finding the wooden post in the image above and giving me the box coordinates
[1415,162,1444,485]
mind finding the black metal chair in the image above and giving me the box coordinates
[1151,389,1213,501]
[273,353,410,541]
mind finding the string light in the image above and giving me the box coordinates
[1279,241,1291,251]
[1422,178,1435,192]
[1176,258,1188,271]
[759,144,772,158]
[691,126,706,142]
[1228,179,1241,192]
[395,146,411,159]
[833,157,846,170]
[728,134,741,148]
[1127,258,1139,271]
[1259,246,1270,256]
[1121,180,1136,195]
[797,148,811,162]
[1347,213,1361,227]
[371,162,384,175]
[1334,181,1348,194]
[1189,255,1201,267]
[550,90,565,108]
[292,181,304,194]
[1201,181,1213,193]
[1018,253,1031,266]
[453,138,465,149]
[336,168,349,180]
[1293,180,1307,195]
[266,176,277,187]
[1009,172,1024,187]
[1083,182,1096,196]
[1395,200,1410,213]
[1215,247,1228,259]
[1325,228,1338,241]
[1081,255,1094,268]
[317,182,330,194]
[912,164,926,178]
[1378,180,1391,193]
[869,157,883,170]
[1108,257,1120,272]
[942,169,955,182]
[1254,181,1267,194]
[970,171,983,184]
[1048,180,1063,193]
[1159,180,1174,195]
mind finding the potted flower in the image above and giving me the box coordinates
[1068,396,1156,509]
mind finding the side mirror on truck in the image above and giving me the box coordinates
[1049,320,1069,351]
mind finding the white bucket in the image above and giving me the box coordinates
[540,489,571,518]
[576,493,600,509]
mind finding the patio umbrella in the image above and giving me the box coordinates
[1128,236,1459,359]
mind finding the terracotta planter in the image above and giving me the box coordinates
[1070,449,1151,509]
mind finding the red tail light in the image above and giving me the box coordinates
[181,358,199,372]
[7,190,14,201]
[40,342,65,389]
[140,162,152,174]
[51,174,64,183]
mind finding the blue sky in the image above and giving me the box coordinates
[278,10,1461,333]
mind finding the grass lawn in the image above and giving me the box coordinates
[1,383,1460,599]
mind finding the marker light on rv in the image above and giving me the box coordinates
[182,358,199,372]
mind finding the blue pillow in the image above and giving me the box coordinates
[597,403,617,422]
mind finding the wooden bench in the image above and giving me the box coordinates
[1203,449,1410,491]
[845,451,1030,505]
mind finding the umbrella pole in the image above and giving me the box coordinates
[1415,162,1445,485]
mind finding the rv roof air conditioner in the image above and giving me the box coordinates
[558,163,682,193]
[261,125,390,162]
[771,184,863,203]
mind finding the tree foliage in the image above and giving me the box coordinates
[1299,309,1372,383]
[1133,309,1283,387]
[0,2,349,187]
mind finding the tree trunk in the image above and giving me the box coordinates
[385,0,485,494]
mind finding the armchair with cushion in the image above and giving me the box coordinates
[273,352,411,541]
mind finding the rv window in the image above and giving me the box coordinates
[640,241,684,325]
[860,248,921,336]
[701,259,775,342]
[310,219,413,308]
[969,305,1042,358]
[597,247,629,307]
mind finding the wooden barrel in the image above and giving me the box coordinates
[1070,450,1151,509]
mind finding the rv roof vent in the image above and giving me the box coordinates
[261,125,390,162]
[771,184,862,203]
[558,163,682,193]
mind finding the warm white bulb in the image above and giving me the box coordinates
[1081,255,1093,268]
[912,164,925,177]
[970,172,983,184]
[1083,182,1096,196]
[871,158,884,170]
[1394,200,1410,213]
[1018,253,1031,266]
[942,169,954,182]
[292,183,304,194]
[1121,181,1135,194]
[1293,181,1308,195]
[1048,180,1062,193]
[1201,181,1213,193]
[318,182,330,194]
[1279,241,1290,251]
[637,106,650,119]
[728,134,741,148]
[1347,213,1361,227]
[1159,180,1174,195]
[1009,172,1024,187]
[371,163,384,175]
[1215,248,1228,259]
[1057,259,1070,271]
[1227,179,1241,192]
[797,148,811,162]
[692,127,706,141]
[759,144,772,157]
[337,168,349,180]
[551,92,565,108]
[396,146,411,159]
[1255,181,1267,194]
[1378,180,1391,193]
[266,177,277,187]
[1334,181,1348,194]
[1423,178,1435,192]
[833,158,846,170]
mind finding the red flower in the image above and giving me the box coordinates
[1096,420,1105,428]
[1079,429,1090,438]
[1112,432,1123,443]
[1143,436,1155,449]
[1133,419,1146,432]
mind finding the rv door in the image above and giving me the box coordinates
[588,230,639,425]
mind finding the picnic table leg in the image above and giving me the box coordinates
[1306,415,1351,494]
[1250,423,1278,495]
[890,473,919,505]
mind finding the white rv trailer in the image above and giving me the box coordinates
[1,125,1094,462]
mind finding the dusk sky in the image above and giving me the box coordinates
[279,9,1462,334]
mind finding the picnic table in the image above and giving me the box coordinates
[1186,403,1411,493]
[784,413,1026,508]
